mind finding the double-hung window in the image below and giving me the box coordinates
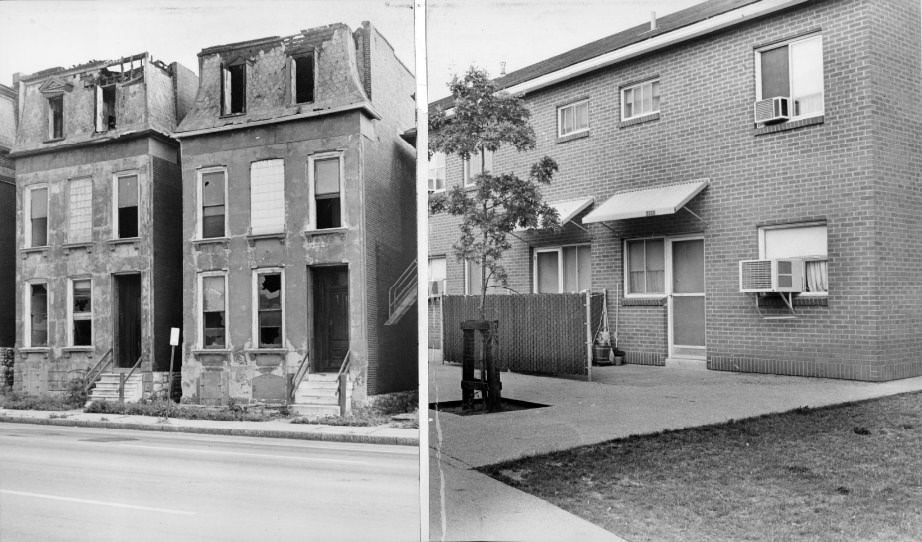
[622,79,660,121]
[26,186,49,248]
[114,173,139,239]
[759,223,828,294]
[67,178,93,244]
[428,257,446,297]
[428,152,446,192]
[255,270,284,348]
[625,238,665,295]
[534,245,591,293]
[250,159,285,235]
[201,273,227,349]
[69,278,92,346]
[463,148,493,186]
[26,282,49,348]
[756,34,824,119]
[309,153,343,230]
[465,259,505,296]
[199,168,227,239]
[558,100,589,137]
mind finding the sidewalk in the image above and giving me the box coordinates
[428,361,922,540]
[0,407,418,446]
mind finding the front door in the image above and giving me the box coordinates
[312,266,350,373]
[668,238,705,360]
[114,273,142,369]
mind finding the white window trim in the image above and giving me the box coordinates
[623,237,667,298]
[24,184,49,248]
[307,152,346,230]
[112,171,140,239]
[196,166,228,240]
[67,177,93,244]
[557,99,589,138]
[533,244,591,294]
[464,260,480,295]
[428,257,447,297]
[198,271,228,350]
[463,148,493,187]
[428,152,446,193]
[67,276,92,347]
[23,280,49,349]
[249,158,286,235]
[758,221,828,296]
[621,79,660,122]
[252,268,285,349]
[754,33,824,121]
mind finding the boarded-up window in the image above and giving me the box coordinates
[30,284,48,347]
[257,272,283,347]
[71,279,92,346]
[201,171,225,238]
[48,96,63,139]
[293,55,314,104]
[29,187,48,247]
[250,159,285,234]
[202,275,226,348]
[222,63,246,115]
[117,175,138,238]
[68,178,92,243]
[314,157,341,229]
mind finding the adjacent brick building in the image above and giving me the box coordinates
[174,23,417,412]
[0,83,17,349]
[10,54,197,397]
[429,0,922,381]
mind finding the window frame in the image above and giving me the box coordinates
[24,280,49,349]
[67,277,93,347]
[220,60,247,116]
[252,268,285,349]
[67,177,93,244]
[463,148,494,187]
[47,94,64,140]
[755,33,824,121]
[428,257,447,297]
[533,244,592,294]
[623,237,667,297]
[196,166,228,240]
[112,171,140,239]
[428,152,446,193]
[557,99,590,138]
[758,222,828,296]
[290,52,316,105]
[621,79,661,122]
[198,271,228,350]
[249,158,285,235]
[95,84,116,133]
[307,152,345,230]
[24,184,50,248]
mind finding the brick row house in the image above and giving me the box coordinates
[429,0,922,381]
[173,23,416,413]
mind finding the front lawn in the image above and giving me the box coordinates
[481,393,922,542]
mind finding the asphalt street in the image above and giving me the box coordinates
[0,423,419,542]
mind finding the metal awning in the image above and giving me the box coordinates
[582,179,709,223]
[515,197,594,232]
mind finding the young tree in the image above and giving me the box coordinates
[430,67,561,319]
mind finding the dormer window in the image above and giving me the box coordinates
[96,84,116,132]
[48,95,63,139]
[291,54,315,104]
[221,62,246,115]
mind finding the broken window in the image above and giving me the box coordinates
[257,272,283,348]
[313,157,341,229]
[28,186,48,247]
[201,170,226,238]
[222,63,246,115]
[71,279,92,346]
[29,283,48,347]
[202,275,226,348]
[292,54,315,104]
[48,95,63,139]
[116,174,139,238]
[95,85,116,132]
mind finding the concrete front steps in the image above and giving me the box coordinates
[87,373,143,404]
[291,373,353,418]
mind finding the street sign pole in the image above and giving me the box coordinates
[168,327,180,402]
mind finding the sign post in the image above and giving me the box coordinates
[168,327,180,402]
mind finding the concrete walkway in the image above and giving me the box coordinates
[0,407,418,446]
[428,361,922,540]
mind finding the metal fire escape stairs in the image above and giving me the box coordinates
[385,258,418,326]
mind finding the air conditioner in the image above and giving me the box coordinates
[739,259,804,293]
[428,280,445,297]
[754,96,790,124]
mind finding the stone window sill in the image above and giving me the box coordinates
[62,347,95,356]
[43,137,65,144]
[303,227,347,238]
[192,349,230,355]
[246,348,288,355]
[18,348,50,354]
[20,247,49,258]
[219,112,246,119]
[246,232,286,246]
[556,130,590,144]
[620,112,660,128]
[63,242,94,254]
[192,237,230,249]
[621,297,667,306]
[754,115,823,136]
[107,237,140,246]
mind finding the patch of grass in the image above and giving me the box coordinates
[0,391,81,411]
[291,390,419,428]
[84,399,273,422]
[480,393,922,542]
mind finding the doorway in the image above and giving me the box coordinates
[312,266,350,373]
[114,273,142,369]
[667,238,705,360]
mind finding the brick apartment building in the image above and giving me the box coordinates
[429,0,922,381]
[174,23,417,412]
[10,54,197,398]
[0,83,16,350]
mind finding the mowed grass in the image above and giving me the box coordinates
[480,393,922,542]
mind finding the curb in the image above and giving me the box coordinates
[0,416,419,447]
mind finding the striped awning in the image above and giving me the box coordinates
[582,179,708,223]
[515,197,594,232]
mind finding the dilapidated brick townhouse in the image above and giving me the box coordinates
[174,23,417,414]
[430,0,922,381]
[9,54,198,399]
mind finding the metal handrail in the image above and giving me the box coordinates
[334,349,352,388]
[335,350,352,417]
[289,350,311,403]
[388,258,418,315]
[118,356,143,402]
[83,349,113,394]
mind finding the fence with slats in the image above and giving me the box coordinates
[442,293,605,376]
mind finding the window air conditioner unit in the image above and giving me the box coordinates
[739,259,804,293]
[428,280,445,297]
[754,96,790,124]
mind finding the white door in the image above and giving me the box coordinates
[667,237,706,360]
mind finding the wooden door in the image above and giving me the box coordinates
[115,273,142,369]
[313,267,350,373]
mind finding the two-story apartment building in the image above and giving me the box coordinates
[174,23,417,412]
[0,83,17,351]
[10,54,197,398]
[430,0,922,381]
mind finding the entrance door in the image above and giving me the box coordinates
[668,238,705,359]
[114,273,142,369]
[312,267,350,373]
